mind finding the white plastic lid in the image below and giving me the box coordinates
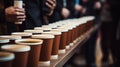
[34,27,52,30]
[51,28,68,32]
[58,26,73,30]
[0,38,9,43]
[41,25,52,28]
[0,35,21,40]
[12,32,32,36]
[32,34,55,39]
[83,16,95,21]
[42,31,61,35]
[0,52,14,62]
[1,45,31,52]
[15,39,43,45]
[24,30,43,33]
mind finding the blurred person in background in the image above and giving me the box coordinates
[4,0,56,34]
[80,0,102,67]
[55,0,75,19]
[105,0,120,66]
[100,0,113,65]
[49,0,83,23]
[73,0,83,18]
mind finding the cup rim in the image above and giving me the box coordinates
[42,31,61,35]
[0,38,9,43]
[24,29,43,33]
[0,52,15,62]
[51,28,68,32]
[1,44,31,52]
[15,39,43,45]
[0,35,21,40]
[11,32,32,36]
[32,34,55,39]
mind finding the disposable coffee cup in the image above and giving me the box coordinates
[15,39,43,67]
[32,34,54,66]
[58,26,73,49]
[0,52,14,67]
[51,28,68,54]
[1,45,30,67]
[42,31,61,60]
[14,0,23,24]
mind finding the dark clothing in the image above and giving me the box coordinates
[81,0,101,66]
[3,0,50,34]
[84,31,98,66]
[106,0,120,66]
[0,9,5,24]
[49,0,75,23]
[100,21,114,62]
[81,0,101,16]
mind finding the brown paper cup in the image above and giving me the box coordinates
[15,39,43,67]
[1,45,30,67]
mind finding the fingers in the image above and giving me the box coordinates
[14,7,25,13]
[15,11,25,16]
[46,0,54,5]
[16,15,26,19]
[46,2,53,10]
[16,18,25,22]
[46,0,56,10]
[15,15,26,22]
[5,6,26,22]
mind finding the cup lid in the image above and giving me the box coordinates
[32,34,55,39]
[24,30,43,33]
[0,35,21,40]
[15,39,43,45]
[83,16,95,21]
[42,31,61,35]
[12,32,32,36]
[0,52,14,62]
[0,38,9,43]
[34,27,52,30]
[57,26,73,30]
[1,45,31,52]
[51,28,68,32]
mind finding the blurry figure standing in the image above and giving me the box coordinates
[100,0,113,64]
[81,0,102,67]
[106,0,120,66]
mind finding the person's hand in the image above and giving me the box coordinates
[61,8,70,19]
[5,6,26,22]
[46,0,56,16]
[81,7,86,14]
[75,5,82,12]
[94,1,101,9]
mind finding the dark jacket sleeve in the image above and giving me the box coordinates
[67,0,75,18]
[56,0,63,13]
[0,9,5,24]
